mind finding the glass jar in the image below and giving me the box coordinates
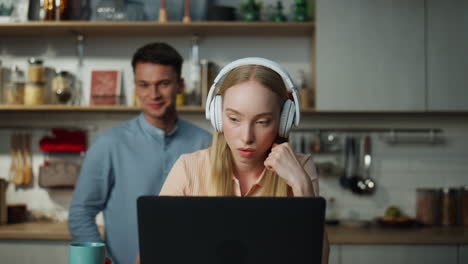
[5,65,25,105]
[416,188,442,226]
[24,82,46,105]
[51,71,73,104]
[28,57,45,83]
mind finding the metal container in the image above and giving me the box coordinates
[441,188,458,226]
[416,188,442,226]
[461,186,468,226]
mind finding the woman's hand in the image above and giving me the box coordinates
[264,143,314,196]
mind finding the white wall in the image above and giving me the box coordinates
[1,111,467,223]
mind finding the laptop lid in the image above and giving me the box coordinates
[137,196,326,264]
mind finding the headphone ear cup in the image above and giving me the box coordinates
[209,95,223,132]
[278,99,296,138]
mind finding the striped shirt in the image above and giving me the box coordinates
[160,148,319,197]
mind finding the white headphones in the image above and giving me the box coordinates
[205,57,301,138]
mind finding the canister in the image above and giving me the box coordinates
[441,188,457,226]
[24,82,46,105]
[28,57,45,83]
[461,186,468,226]
[416,188,441,226]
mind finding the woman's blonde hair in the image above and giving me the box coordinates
[209,65,290,197]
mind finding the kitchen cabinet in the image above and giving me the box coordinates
[460,245,468,264]
[339,245,458,264]
[426,0,468,111]
[316,0,426,111]
[0,240,68,264]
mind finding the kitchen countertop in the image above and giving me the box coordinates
[0,222,104,241]
[0,222,467,244]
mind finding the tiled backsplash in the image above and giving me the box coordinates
[0,112,467,222]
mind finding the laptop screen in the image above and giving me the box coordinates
[137,196,325,264]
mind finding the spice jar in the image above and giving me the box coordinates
[416,188,441,226]
[441,188,457,226]
[24,82,46,105]
[28,58,45,83]
[5,65,25,105]
[51,71,73,104]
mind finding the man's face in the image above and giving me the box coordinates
[134,63,183,125]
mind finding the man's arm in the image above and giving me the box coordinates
[68,135,113,242]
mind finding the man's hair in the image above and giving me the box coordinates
[131,42,183,79]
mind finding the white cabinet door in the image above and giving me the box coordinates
[316,0,426,111]
[0,240,69,264]
[460,245,468,264]
[340,245,457,264]
[329,245,340,264]
[427,0,468,111]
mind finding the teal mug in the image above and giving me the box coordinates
[69,242,106,264]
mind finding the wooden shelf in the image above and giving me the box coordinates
[0,105,203,113]
[0,21,315,37]
[1,105,467,116]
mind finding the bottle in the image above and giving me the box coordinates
[296,70,312,109]
[271,1,287,22]
[293,0,309,22]
[5,66,25,105]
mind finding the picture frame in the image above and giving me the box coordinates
[89,70,122,105]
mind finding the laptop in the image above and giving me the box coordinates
[137,196,326,264]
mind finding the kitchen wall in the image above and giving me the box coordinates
[1,0,467,223]
[1,111,467,222]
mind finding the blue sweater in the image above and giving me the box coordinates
[68,114,212,264]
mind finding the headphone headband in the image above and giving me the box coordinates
[205,57,301,126]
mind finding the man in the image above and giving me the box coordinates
[68,43,212,264]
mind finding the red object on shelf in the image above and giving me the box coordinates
[39,129,87,153]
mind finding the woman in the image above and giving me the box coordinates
[137,58,329,264]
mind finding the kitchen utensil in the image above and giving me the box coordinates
[8,134,17,183]
[360,135,376,194]
[22,133,33,185]
[348,137,366,194]
[339,136,353,188]
[15,133,25,185]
